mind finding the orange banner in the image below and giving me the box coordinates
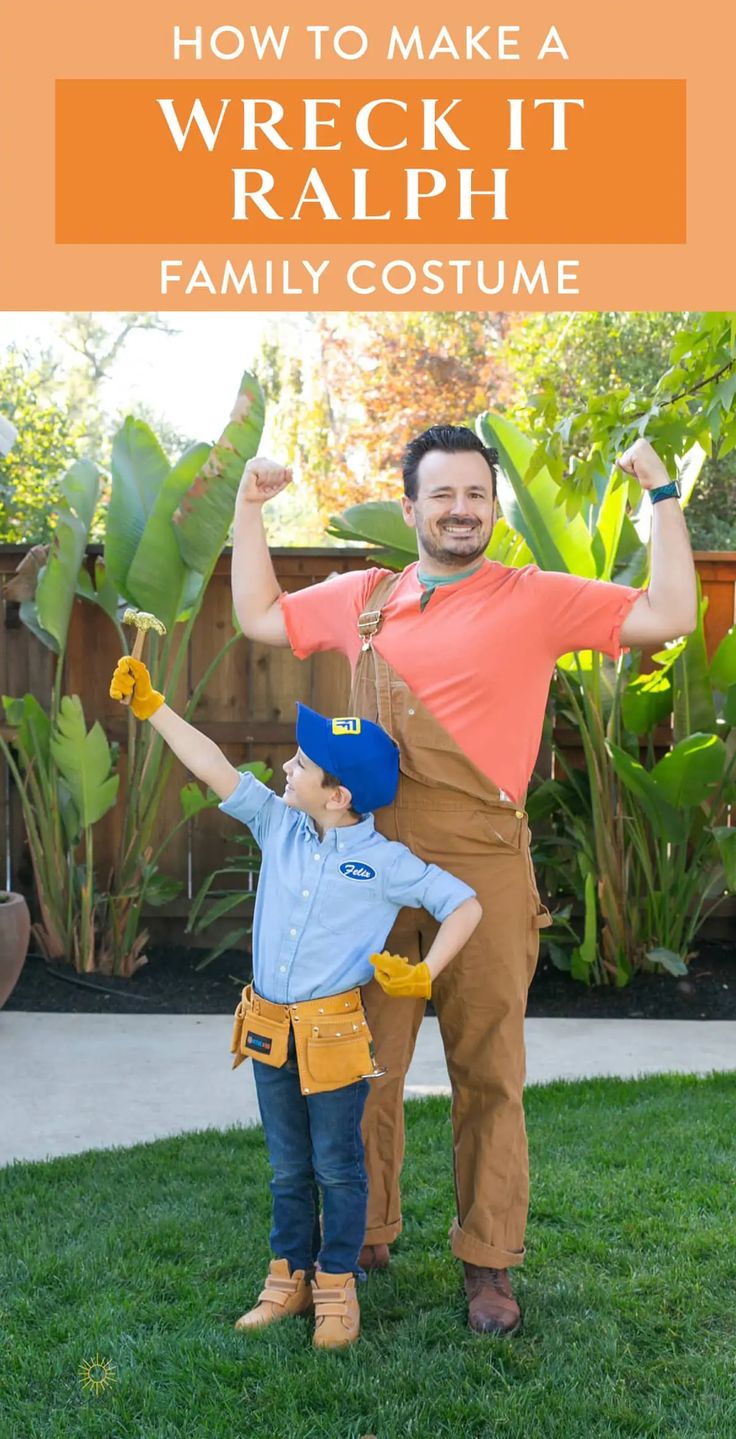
[1,0,735,308]
[56,80,684,247]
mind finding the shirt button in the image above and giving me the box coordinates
[408,708,415,716]
[289,928,297,937]
[313,854,320,862]
[302,889,309,898]
[279,965,286,972]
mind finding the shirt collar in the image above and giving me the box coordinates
[301,812,376,846]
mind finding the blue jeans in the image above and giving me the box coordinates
[252,1034,369,1275]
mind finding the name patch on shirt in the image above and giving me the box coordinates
[339,861,376,881]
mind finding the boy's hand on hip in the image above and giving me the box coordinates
[370,952,432,999]
[109,657,164,720]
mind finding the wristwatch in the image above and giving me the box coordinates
[649,479,681,504]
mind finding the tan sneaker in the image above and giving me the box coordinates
[311,1270,361,1349]
[234,1259,314,1331]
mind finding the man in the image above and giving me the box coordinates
[231,427,697,1336]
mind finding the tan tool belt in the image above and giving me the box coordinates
[230,983,384,1096]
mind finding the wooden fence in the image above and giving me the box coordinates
[2,547,735,944]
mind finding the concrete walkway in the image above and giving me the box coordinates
[1,1013,735,1167]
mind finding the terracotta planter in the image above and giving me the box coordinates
[0,892,31,1007]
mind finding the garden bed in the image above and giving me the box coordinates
[6,940,735,1019]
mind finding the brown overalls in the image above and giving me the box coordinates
[352,572,552,1269]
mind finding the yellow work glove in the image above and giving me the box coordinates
[109,657,164,721]
[370,951,432,999]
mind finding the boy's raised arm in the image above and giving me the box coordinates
[232,457,293,646]
[110,658,240,801]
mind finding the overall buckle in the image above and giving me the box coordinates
[357,609,383,650]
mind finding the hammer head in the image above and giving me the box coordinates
[123,608,167,636]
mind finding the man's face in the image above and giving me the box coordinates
[401,450,496,568]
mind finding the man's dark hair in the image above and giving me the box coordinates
[321,768,361,819]
[402,425,498,501]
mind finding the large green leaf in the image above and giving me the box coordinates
[29,461,99,653]
[612,515,649,588]
[142,873,183,907]
[329,502,416,558]
[49,696,119,828]
[106,419,171,598]
[174,372,265,570]
[570,872,597,984]
[2,693,51,774]
[590,466,628,581]
[709,626,736,691]
[485,516,534,567]
[712,826,736,890]
[650,733,726,808]
[621,669,673,735]
[477,413,595,576]
[125,442,212,631]
[673,594,718,741]
[180,781,221,820]
[606,741,688,843]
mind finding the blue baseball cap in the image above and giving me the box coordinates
[295,703,400,815]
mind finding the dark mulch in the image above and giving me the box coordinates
[5,940,735,1019]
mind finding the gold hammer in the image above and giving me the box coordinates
[121,609,167,707]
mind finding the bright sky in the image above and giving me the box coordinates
[0,311,312,445]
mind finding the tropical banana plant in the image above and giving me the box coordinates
[2,370,267,974]
[535,600,736,983]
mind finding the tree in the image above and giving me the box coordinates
[501,311,736,549]
[0,351,87,543]
[1,316,186,544]
[256,313,513,521]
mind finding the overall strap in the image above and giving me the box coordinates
[357,569,405,650]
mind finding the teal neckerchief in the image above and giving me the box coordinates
[416,558,486,612]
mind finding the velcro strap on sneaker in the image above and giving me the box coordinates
[258,1279,298,1307]
[313,1289,348,1312]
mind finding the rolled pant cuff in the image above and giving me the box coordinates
[449,1219,525,1270]
[364,1217,403,1245]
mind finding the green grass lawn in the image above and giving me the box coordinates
[2,1074,735,1439]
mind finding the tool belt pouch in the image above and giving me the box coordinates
[231,986,290,1070]
[294,1009,376,1096]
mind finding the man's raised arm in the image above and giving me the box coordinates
[231,457,293,646]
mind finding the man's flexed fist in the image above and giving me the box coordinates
[616,438,670,491]
[238,456,293,506]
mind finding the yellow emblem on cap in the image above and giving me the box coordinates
[332,717,361,736]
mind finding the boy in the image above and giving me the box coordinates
[109,656,482,1350]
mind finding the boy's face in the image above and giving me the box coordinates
[283,747,344,817]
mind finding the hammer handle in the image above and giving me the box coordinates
[121,629,147,707]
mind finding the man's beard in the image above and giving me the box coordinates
[416,518,490,567]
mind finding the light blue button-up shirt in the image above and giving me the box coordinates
[219,771,476,1004]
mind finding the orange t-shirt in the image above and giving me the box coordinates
[280,560,643,804]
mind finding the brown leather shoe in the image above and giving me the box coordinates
[358,1243,390,1271]
[463,1264,522,1337]
[234,1259,314,1331]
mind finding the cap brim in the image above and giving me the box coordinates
[295,702,333,773]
